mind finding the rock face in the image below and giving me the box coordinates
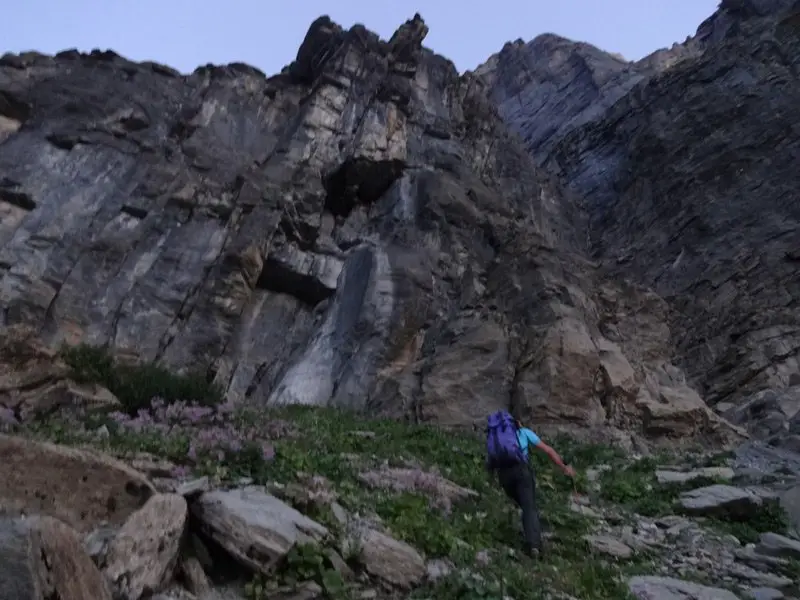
[0,14,737,442]
[476,0,792,165]
[722,387,800,451]
[478,0,800,438]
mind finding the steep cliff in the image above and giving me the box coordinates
[478,0,800,447]
[0,15,735,444]
[475,0,793,166]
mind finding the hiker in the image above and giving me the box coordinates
[485,410,575,557]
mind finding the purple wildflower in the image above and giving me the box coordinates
[0,407,18,432]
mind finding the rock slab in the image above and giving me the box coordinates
[0,434,155,533]
[0,514,113,600]
[191,486,328,574]
[679,484,776,518]
[628,575,741,600]
[104,493,188,600]
[356,526,426,588]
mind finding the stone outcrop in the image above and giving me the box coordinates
[628,575,741,600]
[0,324,120,421]
[0,14,735,443]
[477,0,800,444]
[722,387,800,452]
[0,435,439,598]
[351,526,426,588]
[679,484,778,518]
[0,514,113,600]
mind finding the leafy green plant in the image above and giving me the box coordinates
[412,571,505,600]
[61,343,222,414]
[707,501,789,543]
[243,574,269,600]
[599,457,729,518]
[279,543,349,600]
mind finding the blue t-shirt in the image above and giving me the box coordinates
[517,427,541,459]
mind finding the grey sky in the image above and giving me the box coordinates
[7,0,720,75]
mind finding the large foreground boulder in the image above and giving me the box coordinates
[0,514,113,600]
[0,434,155,533]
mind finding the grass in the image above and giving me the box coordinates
[596,457,726,517]
[596,454,789,544]
[258,407,652,600]
[706,502,790,544]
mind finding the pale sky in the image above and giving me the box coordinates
[6,0,720,75]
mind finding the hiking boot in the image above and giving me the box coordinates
[523,545,541,559]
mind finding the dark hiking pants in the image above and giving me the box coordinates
[497,463,542,553]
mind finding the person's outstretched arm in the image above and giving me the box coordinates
[524,429,575,477]
[536,441,575,477]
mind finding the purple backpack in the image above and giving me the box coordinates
[486,410,526,468]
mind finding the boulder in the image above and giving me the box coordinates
[179,556,211,597]
[747,588,785,600]
[628,575,741,600]
[354,526,426,588]
[755,532,800,561]
[0,514,113,600]
[583,533,633,559]
[655,467,735,485]
[191,486,328,574]
[0,435,155,533]
[104,493,188,600]
[0,324,119,420]
[679,484,777,518]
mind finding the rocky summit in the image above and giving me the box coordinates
[1,0,800,599]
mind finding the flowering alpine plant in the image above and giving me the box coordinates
[0,406,18,433]
[108,396,275,474]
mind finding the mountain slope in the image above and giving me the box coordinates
[478,0,800,446]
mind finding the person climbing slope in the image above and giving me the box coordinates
[485,410,575,558]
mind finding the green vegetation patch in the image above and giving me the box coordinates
[25,349,759,600]
[22,399,647,600]
[706,501,790,544]
[61,343,222,414]
[599,456,727,517]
